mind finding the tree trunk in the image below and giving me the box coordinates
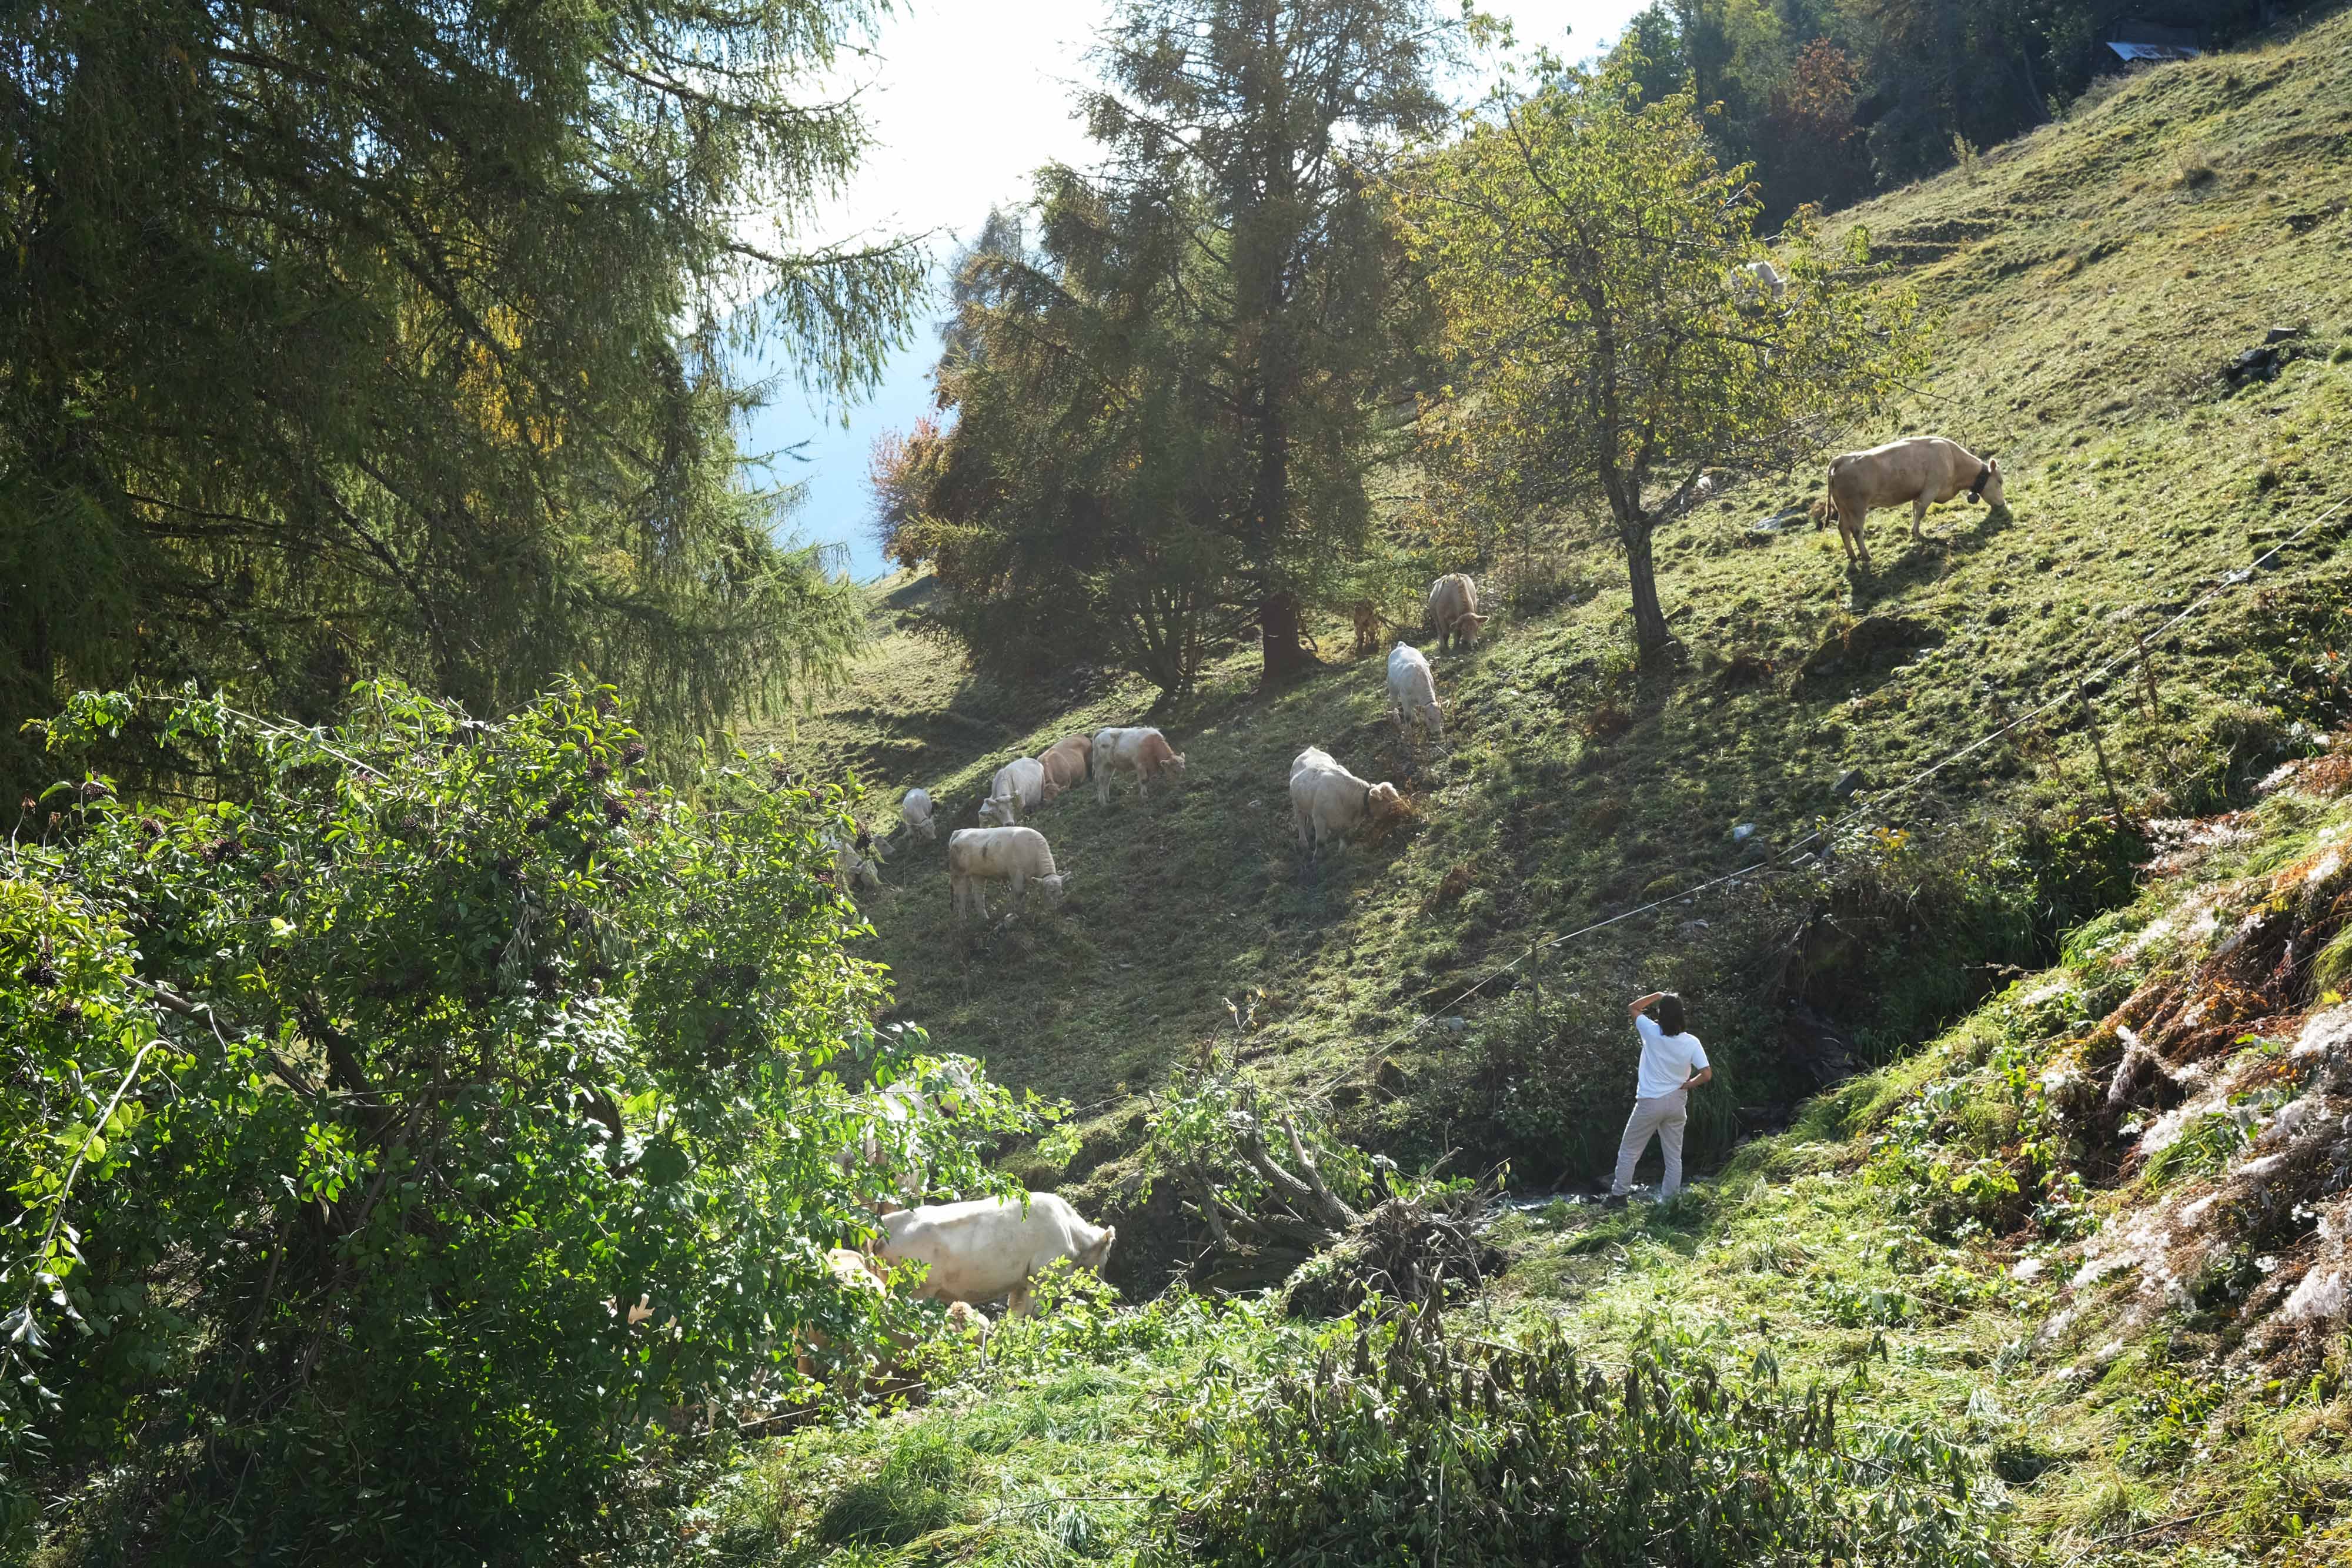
[1622,515,1672,661]
[1259,589,1315,684]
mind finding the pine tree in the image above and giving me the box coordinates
[0,0,924,782]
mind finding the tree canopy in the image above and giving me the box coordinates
[878,0,1454,697]
[0,683,1031,1557]
[1391,53,1920,657]
[0,0,926,787]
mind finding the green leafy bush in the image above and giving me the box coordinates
[0,683,1029,1562]
[1165,1316,1995,1567]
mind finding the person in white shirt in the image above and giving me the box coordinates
[1608,990,1711,1203]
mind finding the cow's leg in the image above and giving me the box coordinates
[1294,803,1312,851]
[1006,1278,1035,1318]
[1008,870,1027,909]
[1910,491,1930,540]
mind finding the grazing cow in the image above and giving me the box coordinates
[978,756,1053,827]
[845,1055,984,1199]
[877,1193,1117,1316]
[1386,643,1444,747]
[1351,600,1384,658]
[1731,258,1788,305]
[795,1247,891,1381]
[1424,574,1486,652]
[947,826,1068,921]
[900,787,937,842]
[1092,727,1187,804]
[1289,746,1406,861]
[824,830,882,894]
[1822,436,2007,567]
[1037,734,1091,798]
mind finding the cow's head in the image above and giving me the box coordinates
[1038,777,1061,805]
[1077,1225,1117,1271]
[978,794,1017,827]
[1367,781,1407,818]
[1976,457,2006,510]
[1422,700,1445,742]
[1456,611,1488,644]
[1165,753,1188,781]
[1038,872,1070,905]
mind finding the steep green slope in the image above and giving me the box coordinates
[693,717,2352,1568]
[757,11,2352,1283]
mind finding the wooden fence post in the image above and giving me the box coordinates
[2080,683,2124,817]
[2137,634,2163,730]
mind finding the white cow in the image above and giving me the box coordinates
[1387,643,1444,746]
[847,1055,984,1199]
[824,830,882,894]
[1092,727,1187,804]
[947,825,1068,921]
[900,787,937,842]
[1732,258,1788,305]
[978,757,1052,827]
[1289,746,1406,861]
[1822,435,2007,567]
[878,1193,1117,1316]
[1424,574,1485,652]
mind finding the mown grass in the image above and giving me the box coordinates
[751,15,2352,1289]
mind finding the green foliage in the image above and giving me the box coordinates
[0,0,920,785]
[2116,1366,2225,1473]
[0,683,1032,1562]
[2145,1108,2261,1187]
[1392,49,1921,655]
[1166,1315,1996,1567]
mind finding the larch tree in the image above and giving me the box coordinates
[1389,53,1920,662]
[0,0,926,784]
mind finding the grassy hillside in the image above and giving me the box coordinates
[689,740,2352,1566]
[757,6,2352,1295]
[658,14,2352,1566]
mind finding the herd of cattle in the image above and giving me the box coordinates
[786,437,2009,1376]
[824,570,1489,915]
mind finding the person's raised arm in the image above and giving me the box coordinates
[1629,991,1665,1019]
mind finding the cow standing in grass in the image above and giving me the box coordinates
[1289,746,1406,862]
[1820,436,2007,567]
[1387,643,1444,747]
[878,1193,1116,1317]
[1092,727,1187,804]
[947,826,1068,921]
[1424,574,1486,651]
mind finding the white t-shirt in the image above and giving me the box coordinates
[1633,1013,1709,1101]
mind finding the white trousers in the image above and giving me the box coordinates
[1611,1089,1689,1197]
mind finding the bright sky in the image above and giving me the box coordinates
[745,0,1650,581]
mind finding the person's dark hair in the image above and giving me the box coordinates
[1654,992,1687,1036]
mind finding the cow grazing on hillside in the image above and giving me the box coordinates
[878,1193,1116,1316]
[978,756,1052,826]
[1424,574,1486,651]
[1821,436,2006,567]
[1387,643,1444,747]
[825,830,882,895]
[1289,746,1407,862]
[1092,726,1187,804]
[1037,734,1091,798]
[1731,258,1788,306]
[794,1247,891,1382]
[841,1055,983,1199]
[947,826,1068,921]
[1351,600,1384,658]
[900,787,937,842]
